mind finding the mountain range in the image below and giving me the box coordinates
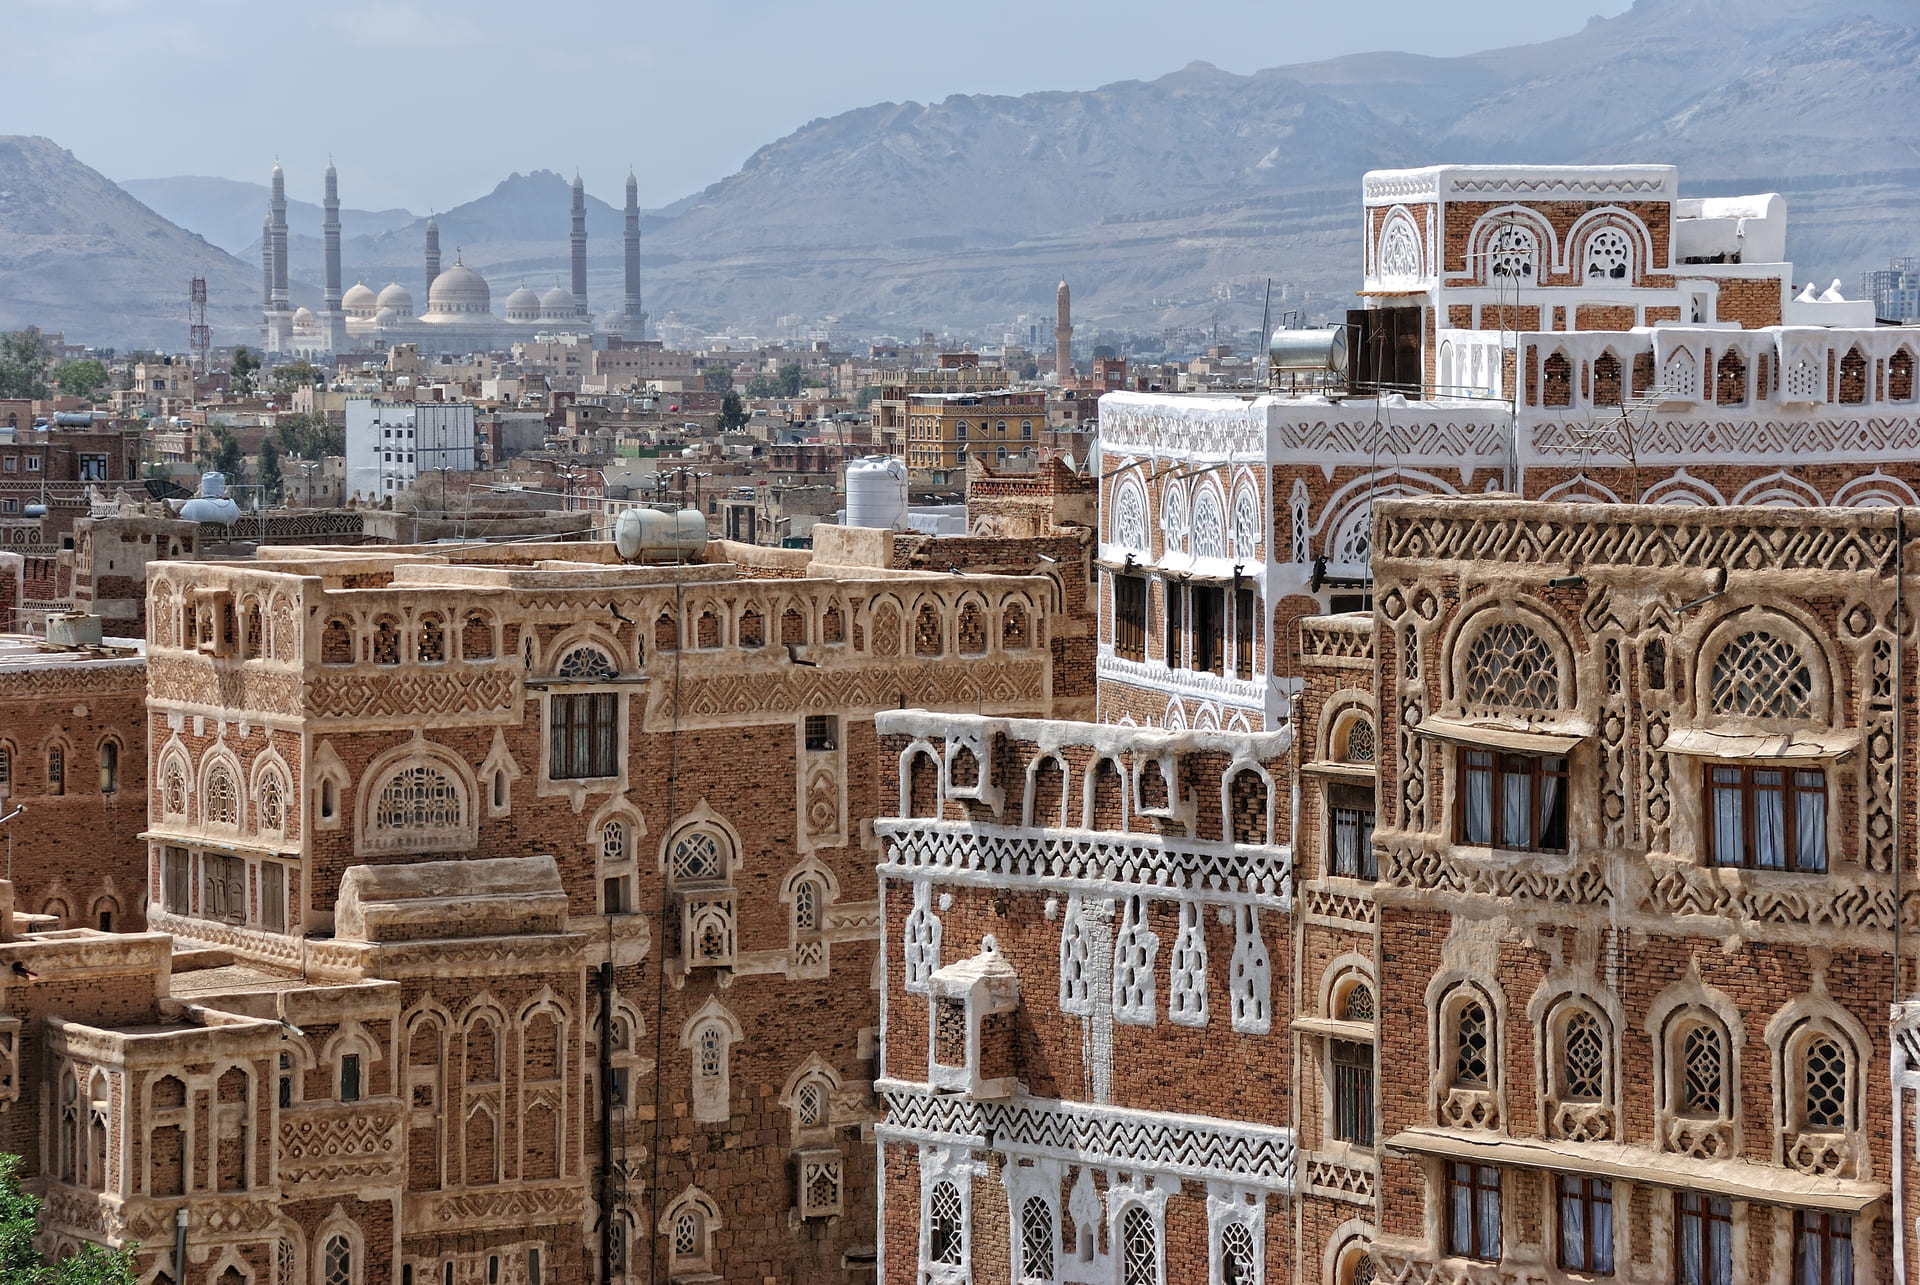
[1,0,1916,349]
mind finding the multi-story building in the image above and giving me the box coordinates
[0,630,148,932]
[343,400,476,504]
[873,161,1920,1285]
[0,502,1091,1284]
[904,391,1046,472]
[1862,257,1920,323]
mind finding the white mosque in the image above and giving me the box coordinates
[268,163,645,358]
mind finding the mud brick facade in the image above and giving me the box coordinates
[874,164,1920,1285]
[0,635,148,931]
[0,516,1088,1285]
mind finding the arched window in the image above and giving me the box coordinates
[1584,228,1632,281]
[322,618,353,665]
[1002,602,1031,650]
[0,744,10,798]
[557,646,617,681]
[1486,223,1537,282]
[672,1208,707,1273]
[462,611,495,659]
[97,741,118,795]
[929,1181,965,1265]
[1021,1195,1055,1283]
[1453,1001,1489,1087]
[46,745,64,797]
[1542,350,1572,407]
[416,614,446,663]
[1561,1010,1606,1101]
[322,1235,353,1285]
[1161,485,1188,557]
[915,603,944,657]
[1232,487,1259,558]
[1331,502,1372,567]
[1838,346,1867,405]
[1890,348,1915,401]
[1681,1022,1725,1118]
[1462,620,1560,711]
[794,1076,828,1129]
[1191,487,1225,559]
[1342,717,1374,764]
[668,829,727,885]
[1120,1205,1158,1285]
[258,771,285,835]
[1664,347,1700,401]
[1709,630,1814,719]
[1715,348,1747,405]
[372,617,401,666]
[1220,1222,1258,1285]
[1802,1036,1847,1129]
[1593,351,1623,407]
[204,763,238,826]
[374,765,462,837]
[1378,217,1421,283]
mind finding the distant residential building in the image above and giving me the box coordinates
[1864,256,1920,321]
[904,388,1044,471]
[344,400,475,502]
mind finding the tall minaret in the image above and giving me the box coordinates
[1054,279,1073,382]
[425,214,441,297]
[570,173,589,321]
[622,170,644,338]
[269,163,290,313]
[322,161,342,313]
[261,210,274,310]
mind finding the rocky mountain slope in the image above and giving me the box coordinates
[0,137,259,349]
[8,0,1918,347]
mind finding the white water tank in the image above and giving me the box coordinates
[179,471,240,525]
[845,455,908,530]
[613,507,708,563]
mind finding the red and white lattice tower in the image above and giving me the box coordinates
[188,276,210,373]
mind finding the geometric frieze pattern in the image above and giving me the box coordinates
[1304,1155,1375,1205]
[0,662,145,700]
[148,656,305,717]
[306,667,520,722]
[1380,840,1608,908]
[878,819,1292,910]
[279,1105,404,1185]
[415,1184,585,1231]
[1301,884,1377,928]
[877,1083,1297,1192]
[1299,619,1374,669]
[660,659,1047,726]
[1378,507,1901,578]
[1531,414,1920,461]
[1277,418,1504,461]
[1645,859,1901,938]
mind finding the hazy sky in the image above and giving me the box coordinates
[8,0,1632,212]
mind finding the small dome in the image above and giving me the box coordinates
[540,284,574,309]
[292,306,316,324]
[505,284,543,321]
[428,261,491,316]
[342,281,377,311]
[377,281,415,315]
[373,307,398,326]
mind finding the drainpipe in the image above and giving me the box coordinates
[172,1207,188,1284]
[598,960,614,1285]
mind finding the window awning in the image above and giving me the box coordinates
[1658,726,1859,762]
[1413,715,1586,757]
[1301,760,1377,783]
[1385,1126,1886,1214]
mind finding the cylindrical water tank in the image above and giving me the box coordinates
[613,507,708,563]
[1269,327,1349,375]
[845,455,908,531]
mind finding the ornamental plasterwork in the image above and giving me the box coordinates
[1529,414,1920,462]
[1098,396,1267,461]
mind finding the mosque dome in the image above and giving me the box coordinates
[342,281,377,315]
[505,284,543,322]
[292,306,315,323]
[428,261,490,316]
[538,284,576,320]
[373,307,398,326]
[377,282,415,316]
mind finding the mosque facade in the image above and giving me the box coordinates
[266,167,647,359]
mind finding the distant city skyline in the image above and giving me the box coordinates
[7,0,1630,213]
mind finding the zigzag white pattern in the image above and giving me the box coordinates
[877,819,1292,910]
[1530,415,1920,461]
[877,1081,1298,1191]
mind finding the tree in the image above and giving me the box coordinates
[778,363,803,397]
[702,365,734,393]
[0,1154,138,1284]
[274,411,343,461]
[718,391,749,432]
[209,425,246,483]
[52,359,109,400]
[853,385,881,410]
[801,374,826,390]
[228,346,260,396]
[268,360,323,397]
[257,438,283,504]
[1019,357,1039,381]
[0,330,52,400]
[744,373,780,399]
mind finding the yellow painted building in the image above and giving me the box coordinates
[904,389,1045,470]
